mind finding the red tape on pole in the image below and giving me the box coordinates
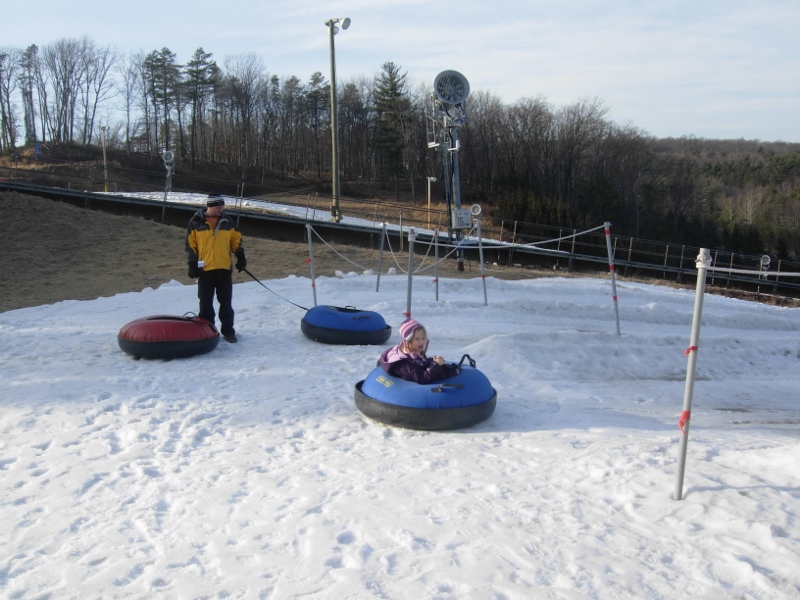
[679,410,691,434]
[683,345,698,356]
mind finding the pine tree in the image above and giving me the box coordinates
[143,48,181,152]
[373,61,412,198]
[184,47,219,167]
[19,45,39,145]
[304,71,329,179]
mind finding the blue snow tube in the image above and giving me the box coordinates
[354,359,497,430]
[301,305,391,345]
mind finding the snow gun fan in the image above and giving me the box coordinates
[428,69,472,271]
[300,305,391,345]
[433,70,470,107]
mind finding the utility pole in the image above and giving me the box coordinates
[326,17,351,223]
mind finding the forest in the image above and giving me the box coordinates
[1,36,799,258]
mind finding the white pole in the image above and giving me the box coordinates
[376,222,387,292]
[434,228,440,301]
[673,248,711,501]
[160,151,174,224]
[399,211,403,252]
[604,221,621,336]
[100,126,108,192]
[406,228,415,318]
[327,20,343,222]
[427,176,436,230]
[477,219,488,306]
[306,224,318,307]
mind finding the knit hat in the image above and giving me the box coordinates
[207,193,225,207]
[399,318,423,341]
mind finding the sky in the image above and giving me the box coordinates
[5,0,799,143]
[1,195,800,597]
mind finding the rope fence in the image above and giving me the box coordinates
[303,219,622,336]
[306,224,375,273]
[510,223,607,250]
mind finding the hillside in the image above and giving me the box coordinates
[0,191,532,313]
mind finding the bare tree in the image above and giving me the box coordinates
[0,47,21,150]
[223,52,266,173]
[273,75,304,176]
[739,183,767,225]
[115,52,144,152]
[462,90,502,192]
[32,47,50,143]
[78,40,116,145]
[552,97,609,209]
[338,76,373,184]
[40,38,90,142]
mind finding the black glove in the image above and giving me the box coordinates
[235,249,247,273]
[188,260,200,279]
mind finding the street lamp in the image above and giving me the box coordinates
[161,150,175,224]
[325,16,351,223]
[426,176,437,229]
[100,125,108,192]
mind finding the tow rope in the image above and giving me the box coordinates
[242,268,309,311]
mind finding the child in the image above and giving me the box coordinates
[379,318,456,384]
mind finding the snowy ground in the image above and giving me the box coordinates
[1,272,799,599]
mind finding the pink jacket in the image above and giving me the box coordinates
[379,344,449,384]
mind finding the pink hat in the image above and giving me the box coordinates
[399,318,423,341]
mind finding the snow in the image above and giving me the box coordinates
[1,269,799,599]
[110,191,523,248]
[112,191,402,230]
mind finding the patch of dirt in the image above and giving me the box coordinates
[0,192,540,313]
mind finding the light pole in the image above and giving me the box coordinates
[161,150,175,224]
[326,17,351,223]
[100,126,108,192]
[426,176,437,229]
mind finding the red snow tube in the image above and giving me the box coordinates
[117,314,220,359]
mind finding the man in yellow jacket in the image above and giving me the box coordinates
[186,193,246,343]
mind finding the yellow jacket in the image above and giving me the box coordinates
[185,210,243,271]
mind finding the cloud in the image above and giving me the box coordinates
[2,0,798,140]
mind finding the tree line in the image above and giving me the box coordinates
[1,36,799,259]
